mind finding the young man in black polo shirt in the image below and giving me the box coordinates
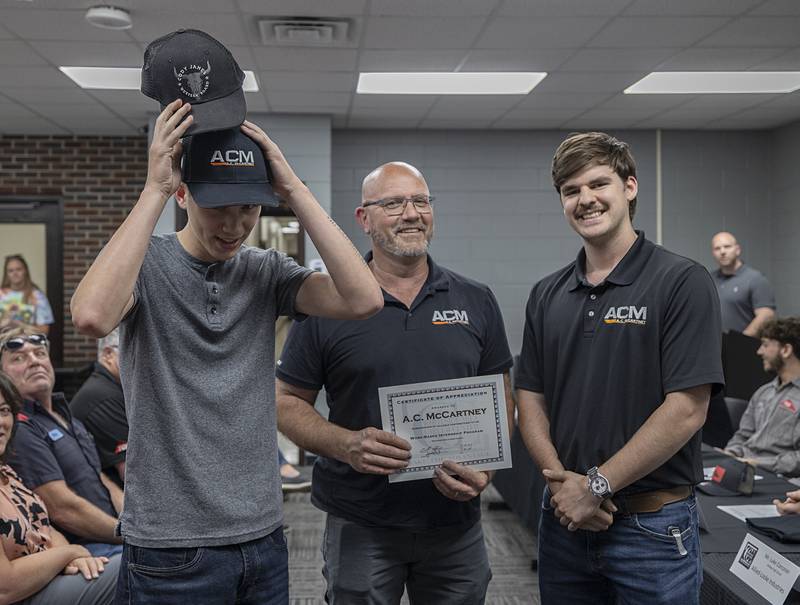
[516,132,724,604]
[276,162,514,604]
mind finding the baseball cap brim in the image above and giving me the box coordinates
[696,481,744,497]
[188,181,280,208]
[162,87,246,136]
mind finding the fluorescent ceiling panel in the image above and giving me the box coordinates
[625,71,800,94]
[357,72,547,94]
[59,67,259,92]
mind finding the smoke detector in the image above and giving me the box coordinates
[85,6,132,30]
[258,17,353,47]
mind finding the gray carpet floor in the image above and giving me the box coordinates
[283,483,540,604]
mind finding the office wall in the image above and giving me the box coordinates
[331,129,656,354]
[0,135,148,363]
[660,131,773,285]
[769,120,800,316]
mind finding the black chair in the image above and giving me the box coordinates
[724,397,749,433]
[54,363,94,401]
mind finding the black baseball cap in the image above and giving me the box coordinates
[141,29,246,136]
[696,458,755,497]
[181,128,280,208]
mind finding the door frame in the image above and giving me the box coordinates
[0,197,64,366]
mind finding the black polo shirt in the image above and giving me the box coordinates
[9,393,117,545]
[277,253,513,530]
[70,363,128,473]
[516,232,724,495]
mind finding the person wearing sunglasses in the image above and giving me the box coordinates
[276,161,514,604]
[0,371,120,604]
[0,326,124,561]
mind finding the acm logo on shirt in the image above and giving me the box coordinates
[432,309,469,326]
[603,305,647,326]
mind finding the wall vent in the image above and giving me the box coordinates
[258,17,353,47]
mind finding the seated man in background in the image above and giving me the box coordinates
[711,231,775,336]
[0,326,123,557]
[70,328,128,486]
[726,317,800,476]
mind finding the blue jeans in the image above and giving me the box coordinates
[114,527,288,605]
[538,487,701,605]
[84,542,124,558]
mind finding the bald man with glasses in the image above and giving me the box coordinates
[276,162,514,604]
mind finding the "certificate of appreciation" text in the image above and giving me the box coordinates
[379,374,512,483]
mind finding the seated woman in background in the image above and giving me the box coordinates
[0,372,119,605]
[0,255,54,335]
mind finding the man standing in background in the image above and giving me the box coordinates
[711,231,775,336]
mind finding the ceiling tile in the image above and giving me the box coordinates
[750,48,800,69]
[129,0,238,11]
[370,0,499,17]
[358,50,464,71]
[513,92,613,110]
[260,71,357,93]
[561,116,647,129]
[26,103,118,120]
[425,97,522,120]
[499,0,629,17]
[622,0,760,16]
[238,0,366,16]
[253,47,358,72]
[0,116,69,135]
[128,13,247,45]
[0,102,39,119]
[2,86,95,104]
[588,17,729,47]
[656,47,790,69]
[267,91,351,112]
[60,117,139,135]
[0,8,130,41]
[0,66,77,88]
[697,17,800,47]
[352,95,438,112]
[363,17,484,49]
[597,93,696,110]
[30,41,144,67]
[460,49,574,71]
[497,107,585,121]
[87,90,157,110]
[419,118,494,129]
[476,17,608,49]
[749,0,800,15]
[559,48,679,72]
[0,41,49,66]
[347,116,422,128]
[634,115,715,129]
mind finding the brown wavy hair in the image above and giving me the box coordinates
[2,255,40,306]
[0,371,23,484]
[759,317,800,356]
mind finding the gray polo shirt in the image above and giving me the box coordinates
[726,377,800,477]
[712,264,775,333]
[118,234,311,547]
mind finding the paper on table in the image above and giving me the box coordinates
[703,466,762,481]
[717,504,780,523]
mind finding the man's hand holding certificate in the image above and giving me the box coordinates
[379,374,512,484]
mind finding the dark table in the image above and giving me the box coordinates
[698,448,800,605]
[494,443,800,604]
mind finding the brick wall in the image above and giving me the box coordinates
[0,134,148,365]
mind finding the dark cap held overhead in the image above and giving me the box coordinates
[181,128,280,208]
[141,29,246,136]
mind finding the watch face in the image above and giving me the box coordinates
[591,476,609,495]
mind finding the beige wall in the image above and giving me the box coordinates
[0,223,47,294]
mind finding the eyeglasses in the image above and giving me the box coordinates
[0,334,49,353]
[362,195,434,216]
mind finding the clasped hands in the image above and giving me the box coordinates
[344,426,490,501]
[543,469,617,532]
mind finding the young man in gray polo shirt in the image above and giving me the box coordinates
[71,101,382,603]
[726,317,800,476]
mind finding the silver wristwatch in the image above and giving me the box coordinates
[587,466,613,499]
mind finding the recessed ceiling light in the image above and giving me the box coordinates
[59,66,259,92]
[357,72,547,95]
[85,6,133,30]
[625,72,800,94]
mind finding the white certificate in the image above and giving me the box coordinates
[379,374,512,483]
